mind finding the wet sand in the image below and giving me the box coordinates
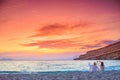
[0,71,120,80]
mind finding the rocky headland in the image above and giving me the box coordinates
[74,41,120,60]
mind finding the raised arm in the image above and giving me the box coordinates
[97,61,101,66]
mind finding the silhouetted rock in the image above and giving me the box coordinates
[74,41,120,60]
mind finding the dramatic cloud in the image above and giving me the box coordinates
[29,24,67,37]
[21,38,83,49]
[29,23,90,37]
[22,39,113,49]
[22,22,120,51]
[22,38,113,49]
[21,38,120,50]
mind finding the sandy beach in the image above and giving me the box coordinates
[0,71,120,80]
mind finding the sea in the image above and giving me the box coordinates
[0,60,120,74]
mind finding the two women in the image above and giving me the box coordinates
[89,61,104,72]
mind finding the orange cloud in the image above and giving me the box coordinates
[21,38,81,49]
[21,23,119,50]
[29,24,66,37]
[29,23,91,37]
[22,35,120,51]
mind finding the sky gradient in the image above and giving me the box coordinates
[0,0,120,60]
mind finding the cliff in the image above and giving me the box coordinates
[74,41,120,60]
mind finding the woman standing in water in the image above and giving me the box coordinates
[100,61,104,71]
[89,62,99,72]
[97,61,105,71]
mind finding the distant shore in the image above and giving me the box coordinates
[0,70,120,80]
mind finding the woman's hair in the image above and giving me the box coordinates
[94,62,97,66]
[101,62,104,66]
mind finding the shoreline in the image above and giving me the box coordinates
[0,70,119,74]
[0,70,90,74]
[0,70,120,80]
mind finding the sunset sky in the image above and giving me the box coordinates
[0,0,120,60]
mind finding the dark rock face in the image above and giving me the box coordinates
[74,41,120,60]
